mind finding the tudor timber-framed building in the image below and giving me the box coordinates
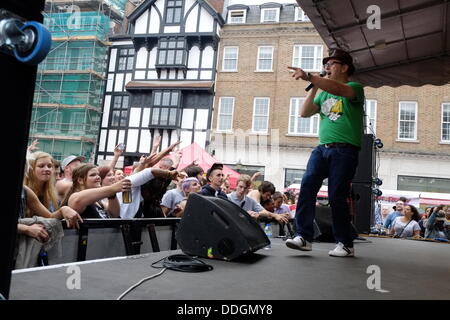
[96,0,225,167]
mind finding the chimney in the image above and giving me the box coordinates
[122,0,139,33]
[206,0,225,15]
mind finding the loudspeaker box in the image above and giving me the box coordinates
[176,193,270,261]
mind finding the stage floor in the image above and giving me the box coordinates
[9,237,450,300]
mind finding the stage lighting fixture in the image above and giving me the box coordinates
[372,188,382,197]
[373,177,383,186]
[374,138,383,148]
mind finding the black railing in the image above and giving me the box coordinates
[62,218,181,262]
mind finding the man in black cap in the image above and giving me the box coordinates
[286,48,365,257]
[200,163,228,200]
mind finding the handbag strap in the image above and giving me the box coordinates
[399,219,413,237]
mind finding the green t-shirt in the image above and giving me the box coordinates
[313,81,365,147]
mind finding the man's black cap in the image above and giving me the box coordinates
[206,163,223,181]
[322,48,355,75]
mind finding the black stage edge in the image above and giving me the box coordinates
[0,0,45,299]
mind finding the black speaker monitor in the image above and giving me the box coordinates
[351,183,374,234]
[176,193,270,261]
[353,134,375,184]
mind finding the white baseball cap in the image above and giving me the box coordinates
[61,155,85,171]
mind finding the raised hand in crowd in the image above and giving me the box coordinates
[151,135,162,154]
[108,143,125,172]
[135,153,160,172]
[27,139,40,153]
[172,150,183,170]
[139,140,182,171]
[251,171,262,182]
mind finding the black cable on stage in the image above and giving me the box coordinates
[117,254,213,300]
[151,254,213,273]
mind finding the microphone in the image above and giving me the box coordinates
[305,70,326,92]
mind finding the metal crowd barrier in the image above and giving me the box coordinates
[53,218,181,263]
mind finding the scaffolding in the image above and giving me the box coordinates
[29,0,126,161]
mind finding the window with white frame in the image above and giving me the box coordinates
[398,101,418,140]
[364,99,377,134]
[295,7,310,21]
[217,97,234,132]
[257,46,273,71]
[222,47,238,71]
[228,10,246,24]
[252,98,270,133]
[292,45,323,72]
[289,98,319,135]
[442,103,450,142]
[261,8,280,23]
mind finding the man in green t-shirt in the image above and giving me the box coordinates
[285,48,364,257]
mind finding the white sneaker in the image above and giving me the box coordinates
[328,242,354,257]
[285,236,312,251]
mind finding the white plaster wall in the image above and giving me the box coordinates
[198,7,214,32]
[155,0,166,18]
[164,26,181,33]
[149,6,161,34]
[114,74,124,92]
[185,3,198,32]
[134,10,149,34]
[99,129,107,152]
[107,130,117,152]
[148,48,157,68]
[377,154,450,190]
[184,0,196,17]
[102,95,111,127]
[139,129,151,153]
[108,49,117,72]
[136,47,148,68]
[126,129,139,152]
[201,46,214,68]
[188,46,200,68]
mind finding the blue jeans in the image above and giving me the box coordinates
[294,145,359,247]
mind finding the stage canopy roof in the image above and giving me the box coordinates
[297,0,450,87]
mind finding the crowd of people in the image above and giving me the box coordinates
[373,198,450,241]
[16,134,450,268]
[16,137,301,267]
[18,139,450,266]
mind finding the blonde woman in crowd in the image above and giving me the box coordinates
[24,151,59,213]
